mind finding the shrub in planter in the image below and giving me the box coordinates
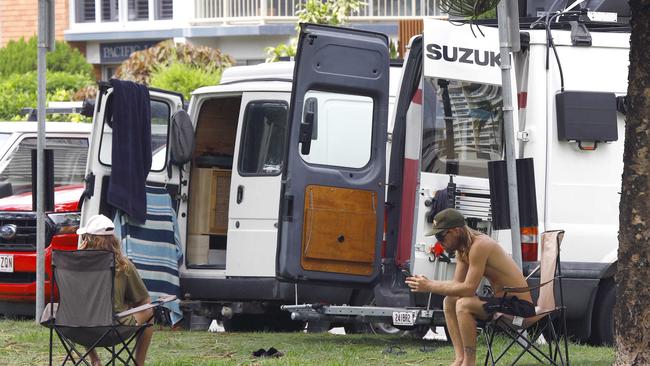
[149,63,221,101]
[116,40,233,85]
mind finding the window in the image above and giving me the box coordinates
[154,0,173,19]
[0,133,11,151]
[102,65,118,80]
[99,98,171,172]
[102,0,119,21]
[421,78,504,178]
[75,0,96,22]
[299,91,374,169]
[0,137,89,197]
[128,0,149,20]
[238,101,288,176]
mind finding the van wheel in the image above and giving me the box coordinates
[348,321,429,338]
[270,310,305,332]
[222,314,269,332]
[306,320,331,333]
[590,279,615,345]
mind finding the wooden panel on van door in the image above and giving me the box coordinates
[301,185,377,275]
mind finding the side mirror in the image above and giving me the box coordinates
[169,110,196,166]
[299,97,318,155]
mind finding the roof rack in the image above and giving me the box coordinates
[20,101,95,121]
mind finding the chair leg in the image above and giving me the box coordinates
[53,329,88,366]
[106,326,148,366]
[562,308,570,366]
[483,325,494,366]
[486,325,501,366]
[500,322,561,366]
[49,326,54,366]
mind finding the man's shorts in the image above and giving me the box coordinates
[479,295,536,318]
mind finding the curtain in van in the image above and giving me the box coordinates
[114,185,183,325]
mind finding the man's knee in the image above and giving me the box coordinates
[455,297,476,315]
[443,296,459,313]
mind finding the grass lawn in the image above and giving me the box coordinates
[0,320,613,365]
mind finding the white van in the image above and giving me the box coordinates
[80,64,399,330]
[285,19,627,344]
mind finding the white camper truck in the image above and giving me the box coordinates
[80,12,627,343]
[283,16,628,345]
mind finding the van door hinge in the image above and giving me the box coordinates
[517,130,530,142]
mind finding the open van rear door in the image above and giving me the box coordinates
[80,84,184,225]
[276,24,390,285]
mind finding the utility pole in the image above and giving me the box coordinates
[496,0,523,268]
[36,0,54,323]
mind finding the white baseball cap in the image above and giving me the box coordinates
[76,214,115,236]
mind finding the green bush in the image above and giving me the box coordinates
[149,63,221,101]
[0,37,93,78]
[0,71,94,120]
[2,71,92,95]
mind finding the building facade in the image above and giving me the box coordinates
[1,1,439,80]
[0,0,69,46]
[66,0,440,79]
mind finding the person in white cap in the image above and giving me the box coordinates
[77,214,153,366]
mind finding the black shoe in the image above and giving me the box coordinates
[264,347,284,358]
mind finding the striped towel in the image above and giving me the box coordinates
[114,185,184,325]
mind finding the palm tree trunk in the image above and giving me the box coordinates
[614,1,650,364]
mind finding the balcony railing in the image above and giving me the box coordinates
[193,0,442,23]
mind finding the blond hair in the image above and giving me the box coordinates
[455,225,484,262]
[80,234,129,273]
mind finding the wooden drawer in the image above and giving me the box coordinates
[189,168,231,235]
[210,170,230,233]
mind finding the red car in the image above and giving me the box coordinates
[0,122,89,316]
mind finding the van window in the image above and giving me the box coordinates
[299,91,374,169]
[0,137,88,196]
[238,101,288,176]
[99,98,171,171]
[0,133,11,151]
[422,78,504,178]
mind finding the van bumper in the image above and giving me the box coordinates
[180,277,352,304]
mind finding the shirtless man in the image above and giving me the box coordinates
[405,208,535,366]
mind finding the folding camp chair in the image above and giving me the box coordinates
[482,230,569,366]
[41,250,175,366]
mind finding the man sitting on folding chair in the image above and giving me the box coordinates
[76,214,154,366]
[406,208,535,366]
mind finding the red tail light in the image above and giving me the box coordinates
[521,226,538,262]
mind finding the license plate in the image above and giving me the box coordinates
[0,254,13,273]
[392,311,418,326]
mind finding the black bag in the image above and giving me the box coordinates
[167,110,195,178]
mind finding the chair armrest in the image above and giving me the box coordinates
[40,302,59,324]
[525,264,541,281]
[115,295,177,319]
[503,277,559,295]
